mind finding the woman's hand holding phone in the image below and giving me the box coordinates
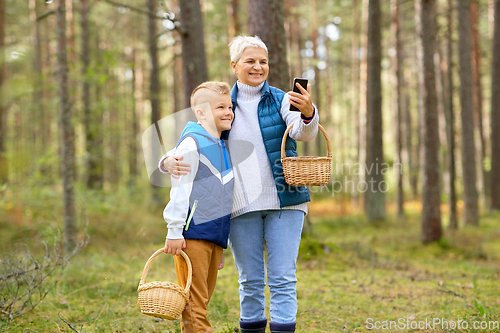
[288,78,314,118]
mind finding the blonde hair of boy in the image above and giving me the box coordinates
[190,81,231,109]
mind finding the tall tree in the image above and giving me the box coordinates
[57,0,76,252]
[365,0,386,221]
[491,0,500,211]
[0,0,6,184]
[248,0,289,90]
[179,0,208,108]
[129,48,139,183]
[445,0,458,228]
[29,0,44,157]
[391,0,404,219]
[458,0,479,226]
[417,0,442,243]
[351,0,361,209]
[80,0,95,189]
[147,0,165,201]
[88,33,104,190]
[359,0,369,197]
[471,0,487,206]
[229,0,241,38]
[414,0,425,202]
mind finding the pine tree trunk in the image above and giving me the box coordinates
[147,0,164,202]
[57,0,76,253]
[229,0,241,38]
[404,69,414,201]
[471,0,487,207]
[365,0,386,221]
[446,0,458,228]
[391,0,404,219]
[81,0,94,189]
[129,48,139,182]
[351,0,361,210]
[248,0,289,90]
[417,0,442,243]
[458,0,480,226]
[29,0,44,162]
[88,34,104,190]
[42,0,54,180]
[0,0,7,184]
[179,0,208,109]
[491,0,500,211]
[414,0,425,202]
[359,0,369,203]
[311,1,321,155]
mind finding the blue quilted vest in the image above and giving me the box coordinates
[177,122,233,249]
[224,80,310,208]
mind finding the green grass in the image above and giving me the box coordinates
[1,186,499,332]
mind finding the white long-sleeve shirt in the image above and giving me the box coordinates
[162,137,199,239]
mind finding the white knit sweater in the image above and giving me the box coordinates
[228,81,319,218]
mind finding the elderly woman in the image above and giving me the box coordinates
[162,36,319,333]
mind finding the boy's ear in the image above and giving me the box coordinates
[195,107,205,120]
[195,108,204,119]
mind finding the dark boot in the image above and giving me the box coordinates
[269,321,295,333]
[239,318,267,333]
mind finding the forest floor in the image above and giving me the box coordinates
[1,185,500,332]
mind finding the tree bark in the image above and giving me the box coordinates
[445,0,458,228]
[365,0,386,221]
[179,0,208,109]
[491,0,500,211]
[129,48,139,182]
[311,0,321,156]
[147,0,164,202]
[471,0,487,207]
[29,0,45,160]
[228,0,241,38]
[351,0,361,210]
[57,0,76,253]
[458,0,479,226]
[248,0,289,90]
[391,0,404,219]
[80,0,94,189]
[417,0,442,243]
[0,0,7,184]
[414,0,426,202]
[88,33,104,190]
[359,0,369,202]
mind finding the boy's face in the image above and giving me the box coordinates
[205,92,234,134]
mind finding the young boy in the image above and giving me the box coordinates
[160,81,234,333]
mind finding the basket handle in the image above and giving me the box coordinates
[138,249,192,293]
[281,122,332,160]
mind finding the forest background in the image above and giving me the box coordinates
[0,0,500,332]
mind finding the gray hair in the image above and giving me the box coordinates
[229,35,268,63]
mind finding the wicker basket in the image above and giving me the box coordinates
[281,122,332,187]
[137,249,192,320]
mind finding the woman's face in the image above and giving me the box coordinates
[231,47,269,87]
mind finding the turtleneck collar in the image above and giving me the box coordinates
[236,81,265,101]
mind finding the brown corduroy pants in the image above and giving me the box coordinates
[174,239,223,333]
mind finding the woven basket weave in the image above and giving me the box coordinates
[137,249,192,320]
[281,122,332,187]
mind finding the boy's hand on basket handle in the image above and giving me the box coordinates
[218,254,225,270]
[164,238,186,255]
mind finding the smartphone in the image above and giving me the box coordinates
[289,78,308,111]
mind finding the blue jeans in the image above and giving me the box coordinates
[228,210,304,324]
